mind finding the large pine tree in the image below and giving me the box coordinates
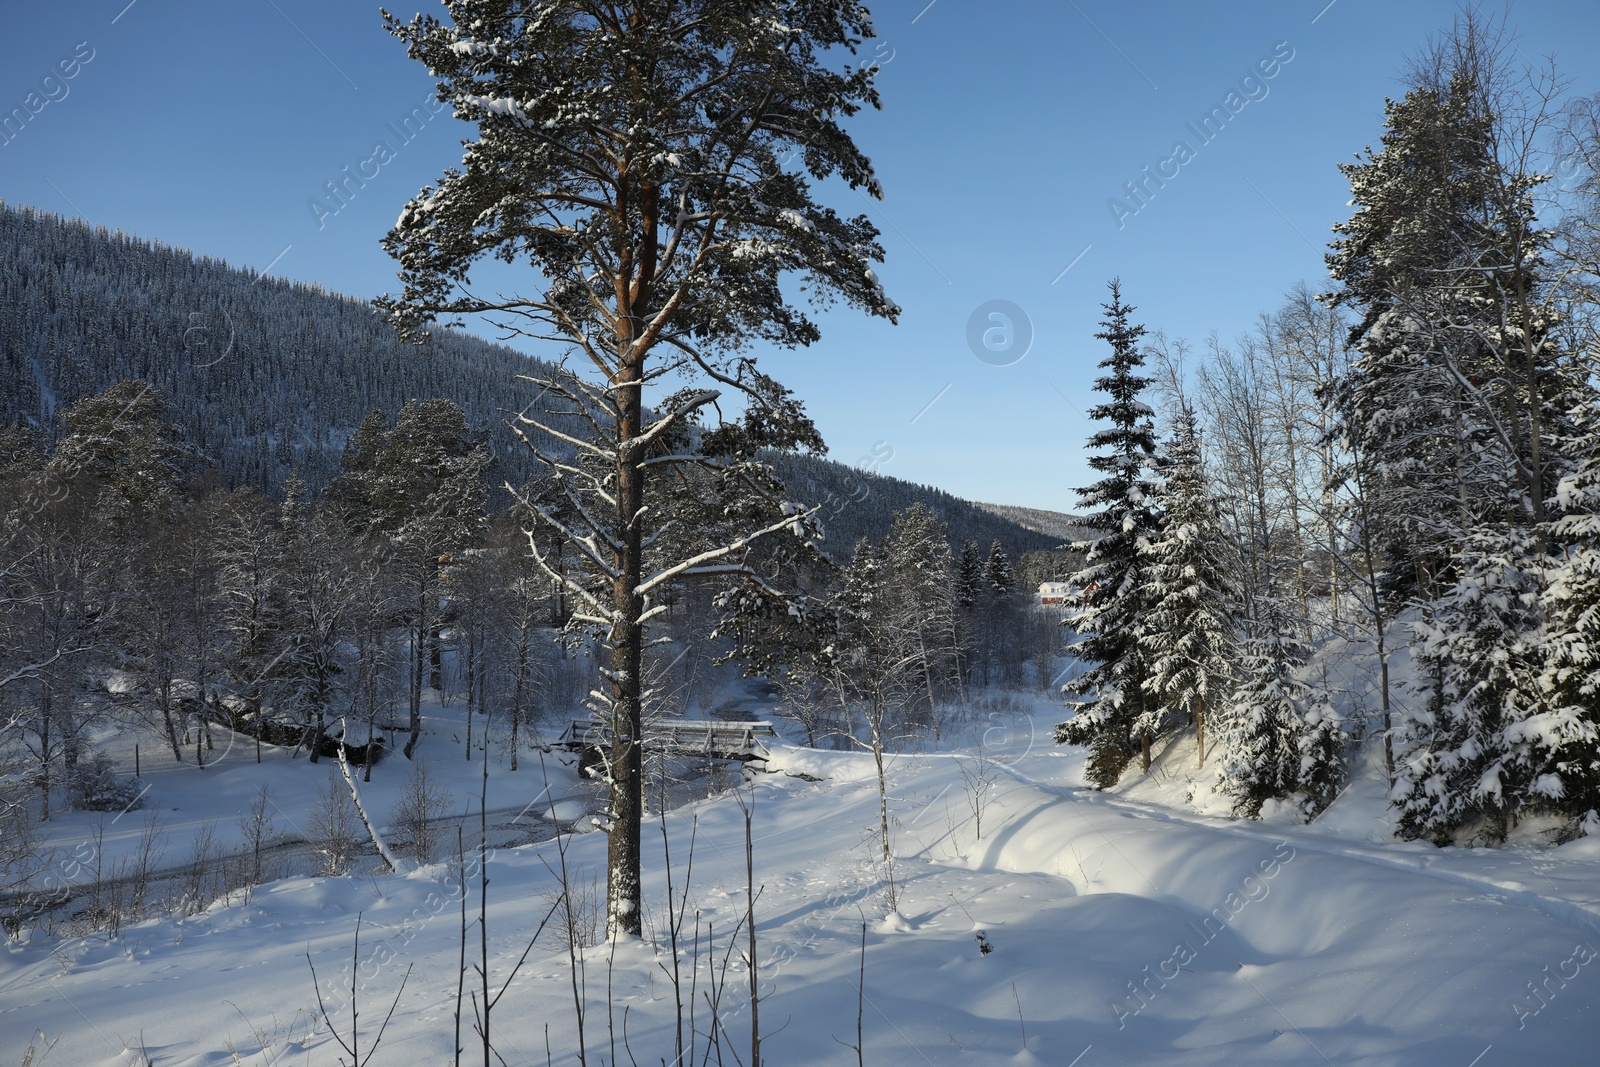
[1057,280,1164,787]
[379,0,897,936]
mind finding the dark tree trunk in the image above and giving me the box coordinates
[608,346,646,939]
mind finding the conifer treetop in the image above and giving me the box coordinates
[378,0,899,390]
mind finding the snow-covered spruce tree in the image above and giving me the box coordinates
[1214,634,1343,820]
[379,1,897,938]
[955,539,982,612]
[974,539,1019,687]
[954,537,982,686]
[1394,523,1550,843]
[984,539,1014,599]
[1538,416,1600,836]
[1057,280,1164,787]
[1138,405,1238,767]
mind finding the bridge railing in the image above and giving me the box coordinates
[554,718,777,758]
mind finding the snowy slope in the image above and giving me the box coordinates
[5,711,1600,1067]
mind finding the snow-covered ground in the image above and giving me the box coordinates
[5,690,1600,1066]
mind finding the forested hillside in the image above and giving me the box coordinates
[973,500,1096,544]
[0,203,1055,561]
[0,202,548,491]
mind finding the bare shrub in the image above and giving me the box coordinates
[960,744,1001,843]
[122,809,167,919]
[234,784,278,894]
[309,773,359,877]
[388,763,453,863]
[176,821,223,914]
[537,863,602,953]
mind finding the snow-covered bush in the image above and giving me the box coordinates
[64,750,144,813]
[1394,527,1547,844]
[1215,641,1344,820]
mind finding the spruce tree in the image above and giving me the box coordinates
[955,539,982,612]
[1538,417,1600,835]
[984,540,1014,598]
[1057,280,1164,787]
[1395,524,1548,842]
[1325,14,1586,838]
[1214,636,1343,820]
[1138,407,1237,768]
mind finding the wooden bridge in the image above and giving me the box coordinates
[552,718,778,768]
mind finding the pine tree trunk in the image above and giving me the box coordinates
[1195,694,1206,768]
[607,346,646,940]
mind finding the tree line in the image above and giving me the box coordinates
[1061,13,1600,845]
[0,374,1067,885]
[0,386,586,830]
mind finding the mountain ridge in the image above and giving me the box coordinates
[0,202,1058,561]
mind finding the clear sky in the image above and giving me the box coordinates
[3,1,1598,513]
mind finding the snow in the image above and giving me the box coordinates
[5,696,1600,1065]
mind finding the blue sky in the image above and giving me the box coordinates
[3,1,1598,513]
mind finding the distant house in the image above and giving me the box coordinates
[1038,581,1072,605]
